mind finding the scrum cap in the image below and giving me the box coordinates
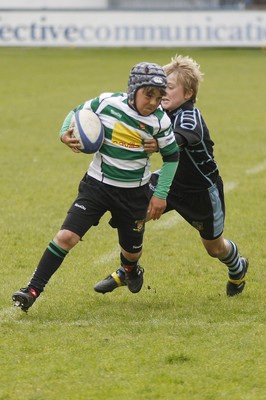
[128,62,167,103]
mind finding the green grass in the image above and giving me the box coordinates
[0,47,266,400]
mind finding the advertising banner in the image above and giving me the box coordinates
[0,10,265,47]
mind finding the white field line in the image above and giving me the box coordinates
[0,162,263,323]
[0,305,21,321]
[245,160,266,175]
[1,315,264,328]
[224,181,238,193]
[95,249,118,265]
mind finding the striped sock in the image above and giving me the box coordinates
[28,240,69,294]
[219,240,243,279]
[48,240,69,259]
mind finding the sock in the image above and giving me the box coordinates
[219,240,243,279]
[116,265,125,277]
[120,253,138,272]
[28,240,68,294]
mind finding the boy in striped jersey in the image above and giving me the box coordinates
[12,62,179,312]
[95,55,248,297]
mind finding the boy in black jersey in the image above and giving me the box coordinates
[95,55,248,297]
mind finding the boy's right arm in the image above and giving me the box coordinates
[59,110,81,152]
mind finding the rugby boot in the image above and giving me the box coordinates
[12,287,38,313]
[94,269,126,294]
[226,257,249,296]
[124,264,144,293]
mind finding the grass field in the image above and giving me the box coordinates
[0,47,266,400]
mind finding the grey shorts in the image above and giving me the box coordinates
[149,173,225,240]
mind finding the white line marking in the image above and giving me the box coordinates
[152,212,183,229]
[1,317,264,328]
[95,249,118,265]
[224,181,238,193]
[245,160,266,175]
[0,306,19,321]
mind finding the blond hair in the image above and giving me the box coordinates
[163,55,204,103]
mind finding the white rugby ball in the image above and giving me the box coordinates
[70,109,104,154]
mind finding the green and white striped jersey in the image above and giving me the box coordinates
[60,92,178,192]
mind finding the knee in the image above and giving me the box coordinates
[54,229,80,250]
[203,241,228,258]
[205,242,228,258]
[202,236,229,259]
[205,247,222,258]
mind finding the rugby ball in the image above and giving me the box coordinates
[70,109,104,154]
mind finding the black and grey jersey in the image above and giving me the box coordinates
[168,101,219,192]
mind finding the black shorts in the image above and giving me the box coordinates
[149,173,225,240]
[61,174,150,253]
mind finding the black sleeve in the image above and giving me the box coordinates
[162,150,180,163]
[174,127,201,147]
[172,107,206,147]
[174,130,188,147]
